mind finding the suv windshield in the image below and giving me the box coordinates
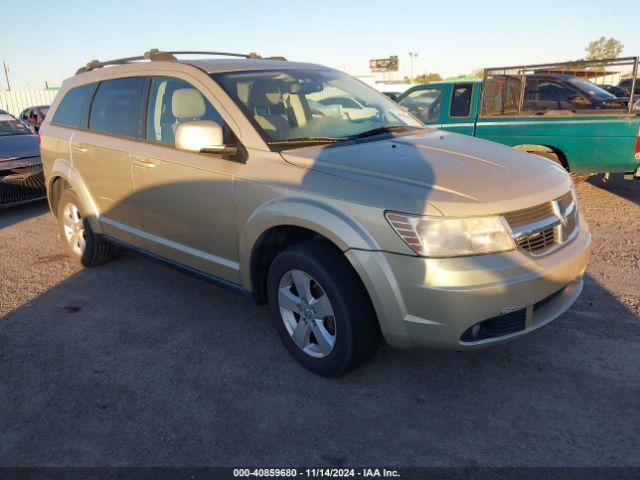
[212,69,423,147]
[565,77,616,100]
[0,114,33,136]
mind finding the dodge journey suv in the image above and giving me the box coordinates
[40,50,591,376]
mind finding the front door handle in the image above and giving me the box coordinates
[131,155,156,168]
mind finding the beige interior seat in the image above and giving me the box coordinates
[248,81,292,138]
[171,88,206,134]
[284,93,311,128]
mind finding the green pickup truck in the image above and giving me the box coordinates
[396,58,640,181]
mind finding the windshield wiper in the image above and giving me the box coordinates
[349,125,421,139]
[268,136,347,145]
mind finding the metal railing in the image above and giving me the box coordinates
[481,56,639,115]
[0,89,58,117]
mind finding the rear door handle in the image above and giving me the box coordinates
[70,142,87,153]
[131,155,156,168]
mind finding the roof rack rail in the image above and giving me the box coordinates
[76,49,284,75]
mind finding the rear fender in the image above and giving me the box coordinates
[48,158,102,233]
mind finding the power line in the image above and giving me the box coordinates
[2,60,10,91]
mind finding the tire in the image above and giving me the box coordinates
[267,241,380,377]
[532,151,590,184]
[57,189,112,267]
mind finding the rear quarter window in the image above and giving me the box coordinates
[450,83,474,117]
[52,84,95,128]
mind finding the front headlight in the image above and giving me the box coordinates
[386,212,516,257]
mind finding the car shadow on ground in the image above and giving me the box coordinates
[0,200,48,230]
[0,249,638,467]
[586,174,640,205]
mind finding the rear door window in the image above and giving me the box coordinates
[52,84,95,128]
[450,83,474,117]
[89,77,146,137]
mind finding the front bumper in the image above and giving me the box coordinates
[0,156,46,208]
[346,215,591,349]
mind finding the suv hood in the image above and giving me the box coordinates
[0,134,40,161]
[280,130,572,216]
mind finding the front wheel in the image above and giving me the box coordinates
[532,151,591,184]
[267,241,380,377]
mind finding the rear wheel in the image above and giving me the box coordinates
[267,241,380,377]
[57,189,112,267]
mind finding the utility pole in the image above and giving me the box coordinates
[408,52,418,82]
[2,60,10,91]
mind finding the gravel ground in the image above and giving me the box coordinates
[0,175,639,467]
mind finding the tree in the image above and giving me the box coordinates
[471,68,485,79]
[414,72,442,83]
[585,37,624,60]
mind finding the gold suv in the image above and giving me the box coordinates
[40,50,591,376]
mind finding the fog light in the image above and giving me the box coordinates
[471,324,481,338]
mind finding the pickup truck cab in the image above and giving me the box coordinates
[397,72,640,180]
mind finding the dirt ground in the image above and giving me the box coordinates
[0,174,639,467]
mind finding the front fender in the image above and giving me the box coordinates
[238,196,381,290]
[48,158,102,233]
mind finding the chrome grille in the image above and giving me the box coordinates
[503,191,573,227]
[503,202,554,228]
[516,226,556,253]
[503,191,578,256]
[0,164,46,208]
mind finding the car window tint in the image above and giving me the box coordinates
[398,88,441,122]
[52,84,95,128]
[538,81,574,102]
[524,78,580,111]
[450,83,473,117]
[0,113,33,136]
[89,77,146,137]
[146,76,226,146]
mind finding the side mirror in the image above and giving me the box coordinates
[175,120,237,156]
[567,95,590,107]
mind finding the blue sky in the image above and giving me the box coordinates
[2,0,638,89]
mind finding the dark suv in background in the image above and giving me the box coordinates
[618,78,640,98]
[523,74,626,111]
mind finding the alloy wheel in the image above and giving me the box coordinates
[62,202,86,256]
[277,269,336,358]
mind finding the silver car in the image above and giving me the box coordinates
[39,50,591,376]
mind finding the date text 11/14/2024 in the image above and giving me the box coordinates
[233,468,401,478]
